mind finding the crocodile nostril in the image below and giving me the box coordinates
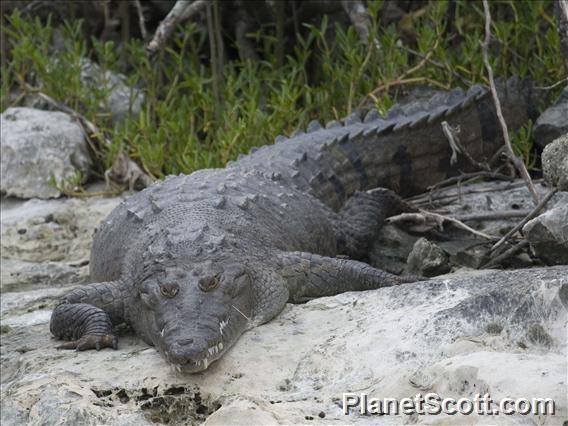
[177,338,194,346]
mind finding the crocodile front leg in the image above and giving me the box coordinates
[335,188,417,260]
[278,251,422,303]
[50,281,127,351]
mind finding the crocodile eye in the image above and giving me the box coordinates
[160,282,179,298]
[198,274,220,292]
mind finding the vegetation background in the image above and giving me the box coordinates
[0,0,565,192]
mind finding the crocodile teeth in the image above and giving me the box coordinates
[219,319,228,335]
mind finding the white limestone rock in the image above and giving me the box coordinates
[0,107,92,199]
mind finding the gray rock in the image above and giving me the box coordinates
[0,108,92,199]
[533,86,568,148]
[368,223,418,274]
[80,59,144,124]
[1,267,566,424]
[0,258,88,293]
[523,203,568,265]
[440,239,489,269]
[406,237,451,277]
[542,133,568,191]
[370,180,568,271]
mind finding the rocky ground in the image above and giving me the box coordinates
[1,181,567,425]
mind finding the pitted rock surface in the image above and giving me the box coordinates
[542,133,568,191]
[1,266,566,425]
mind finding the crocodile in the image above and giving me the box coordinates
[50,77,538,372]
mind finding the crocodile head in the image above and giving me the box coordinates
[137,259,254,372]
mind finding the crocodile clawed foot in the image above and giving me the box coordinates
[56,334,118,351]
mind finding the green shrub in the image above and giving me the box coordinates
[1,0,563,183]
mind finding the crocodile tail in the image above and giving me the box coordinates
[233,77,536,210]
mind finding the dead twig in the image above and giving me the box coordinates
[441,121,491,170]
[206,1,224,120]
[146,0,207,55]
[133,0,148,39]
[490,188,558,252]
[57,186,124,198]
[554,0,568,74]
[104,151,154,190]
[483,240,530,269]
[424,169,512,207]
[341,0,373,46]
[364,40,447,105]
[397,44,472,86]
[21,83,155,190]
[452,210,532,222]
[443,121,462,166]
[426,170,513,192]
[535,77,568,91]
[22,85,105,157]
[386,209,498,241]
[481,0,540,204]
[367,77,449,103]
[408,179,542,207]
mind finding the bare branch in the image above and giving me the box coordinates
[442,121,491,170]
[340,0,373,46]
[21,83,155,190]
[235,0,259,61]
[483,240,530,269]
[363,40,445,106]
[490,188,558,252]
[397,44,472,86]
[386,209,499,241]
[426,170,513,193]
[535,77,568,91]
[555,0,568,74]
[453,210,532,222]
[146,0,207,55]
[481,0,540,204]
[408,179,543,207]
[134,0,148,39]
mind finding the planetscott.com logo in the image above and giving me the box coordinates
[342,392,556,416]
